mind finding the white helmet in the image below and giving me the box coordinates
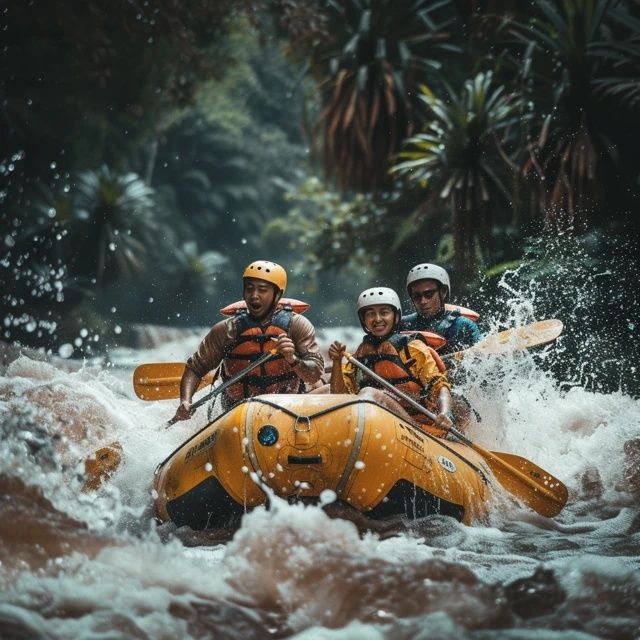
[357,287,402,332]
[406,263,451,298]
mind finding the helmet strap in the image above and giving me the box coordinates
[269,288,283,315]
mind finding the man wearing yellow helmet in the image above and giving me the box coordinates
[173,260,324,420]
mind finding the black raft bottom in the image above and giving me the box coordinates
[166,477,465,530]
[166,476,246,530]
[368,479,465,522]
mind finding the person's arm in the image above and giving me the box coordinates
[434,385,454,431]
[173,320,227,421]
[174,368,203,421]
[286,315,325,383]
[328,340,348,393]
[406,341,453,431]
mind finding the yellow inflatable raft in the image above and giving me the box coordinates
[153,394,492,529]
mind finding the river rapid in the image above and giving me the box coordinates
[1,322,639,640]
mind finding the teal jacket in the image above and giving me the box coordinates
[400,308,481,356]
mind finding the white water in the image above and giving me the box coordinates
[1,325,639,638]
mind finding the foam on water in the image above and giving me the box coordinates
[1,313,639,636]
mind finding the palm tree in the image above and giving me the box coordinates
[511,0,640,229]
[65,166,158,286]
[391,71,523,278]
[305,0,458,192]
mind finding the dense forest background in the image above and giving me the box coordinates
[2,0,639,395]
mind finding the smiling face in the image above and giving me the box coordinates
[361,304,397,338]
[408,278,444,319]
[243,277,279,320]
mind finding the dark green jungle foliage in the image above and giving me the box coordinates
[1,2,311,348]
[1,0,639,396]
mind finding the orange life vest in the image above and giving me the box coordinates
[220,297,310,316]
[399,330,446,351]
[444,303,480,323]
[221,307,302,405]
[355,332,447,430]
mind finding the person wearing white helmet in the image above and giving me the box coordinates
[328,286,455,437]
[401,263,481,355]
[173,260,324,420]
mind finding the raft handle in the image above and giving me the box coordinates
[293,416,311,432]
[288,455,322,465]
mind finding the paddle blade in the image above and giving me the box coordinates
[82,442,123,492]
[133,363,215,400]
[484,449,568,517]
[461,319,563,359]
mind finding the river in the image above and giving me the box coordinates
[1,322,639,639]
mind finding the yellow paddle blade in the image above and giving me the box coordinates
[133,362,216,400]
[82,441,123,492]
[453,319,563,360]
[480,447,568,517]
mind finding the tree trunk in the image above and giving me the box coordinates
[453,205,475,281]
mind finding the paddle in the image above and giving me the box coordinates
[133,363,217,400]
[443,319,563,362]
[163,348,277,429]
[343,352,568,518]
[83,349,278,491]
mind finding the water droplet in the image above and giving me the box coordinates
[58,343,73,358]
[319,489,337,505]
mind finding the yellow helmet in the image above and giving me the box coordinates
[242,260,287,294]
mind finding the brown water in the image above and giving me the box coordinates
[1,337,639,639]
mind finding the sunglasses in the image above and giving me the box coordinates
[410,288,440,302]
